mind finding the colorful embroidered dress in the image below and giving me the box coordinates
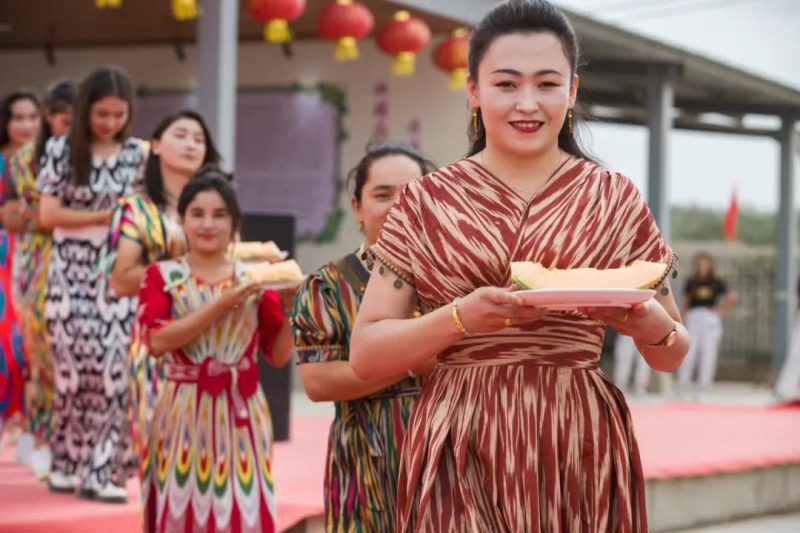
[6,144,53,441]
[292,251,424,532]
[0,150,25,428]
[137,259,285,533]
[371,158,674,532]
[107,193,187,468]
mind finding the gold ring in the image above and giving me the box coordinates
[504,317,513,328]
[619,310,629,324]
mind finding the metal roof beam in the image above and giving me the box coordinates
[582,89,800,117]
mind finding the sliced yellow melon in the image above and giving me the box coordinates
[511,260,667,290]
[246,259,304,284]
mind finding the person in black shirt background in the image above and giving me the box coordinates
[677,252,737,397]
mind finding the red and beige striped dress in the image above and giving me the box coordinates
[371,157,672,532]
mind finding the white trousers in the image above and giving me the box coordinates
[775,317,800,399]
[678,307,723,391]
[613,335,650,394]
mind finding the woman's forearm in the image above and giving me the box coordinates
[635,323,690,372]
[299,360,406,402]
[267,322,294,368]
[351,304,462,380]
[39,205,109,229]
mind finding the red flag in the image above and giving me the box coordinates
[723,188,738,241]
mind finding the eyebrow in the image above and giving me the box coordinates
[370,184,394,191]
[491,68,563,77]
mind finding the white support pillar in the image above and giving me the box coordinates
[774,115,798,371]
[197,0,239,171]
[647,64,676,395]
[646,64,677,240]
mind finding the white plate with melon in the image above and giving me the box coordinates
[510,260,668,310]
[245,259,305,290]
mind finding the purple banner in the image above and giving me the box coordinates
[134,88,340,239]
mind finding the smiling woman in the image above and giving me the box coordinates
[348,0,689,531]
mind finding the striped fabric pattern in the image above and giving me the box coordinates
[292,254,423,532]
[372,158,671,532]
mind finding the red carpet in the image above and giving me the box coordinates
[1,403,799,532]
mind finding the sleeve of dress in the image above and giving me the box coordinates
[257,290,287,362]
[36,136,67,198]
[118,201,142,244]
[370,181,421,286]
[622,175,673,271]
[136,264,173,354]
[291,270,347,364]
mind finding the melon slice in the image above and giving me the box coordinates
[246,259,304,284]
[511,261,667,290]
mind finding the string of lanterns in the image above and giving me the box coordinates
[92,0,470,89]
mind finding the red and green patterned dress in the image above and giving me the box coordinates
[371,157,673,532]
[137,258,285,533]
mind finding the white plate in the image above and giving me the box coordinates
[516,288,655,309]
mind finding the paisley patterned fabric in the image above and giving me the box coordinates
[372,158,672,532]
[137,259,285,533]
[37,135,145,489]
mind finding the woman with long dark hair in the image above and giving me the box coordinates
[292,143,436,532]
[37,66,145,502]
[0,90,41,457]
[136,168,292,532]
[350,1,690,530]
[107,109,221,480]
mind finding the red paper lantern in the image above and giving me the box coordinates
[433,28,470,90]
[317,0,374,62]
[247,0,307,43]
[376,11,431,76]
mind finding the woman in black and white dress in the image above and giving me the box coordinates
[37,66,145,503]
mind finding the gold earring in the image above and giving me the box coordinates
[472,108,479,138]
[358,221,364,233]
[568,108,574,136]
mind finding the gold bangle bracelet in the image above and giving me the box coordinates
[451,298,469,336]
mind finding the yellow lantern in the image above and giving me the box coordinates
[173,0,200,21]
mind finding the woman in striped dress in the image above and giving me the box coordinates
[292,143,436,532]
[137,170,293,532]
[350,1,690,531]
